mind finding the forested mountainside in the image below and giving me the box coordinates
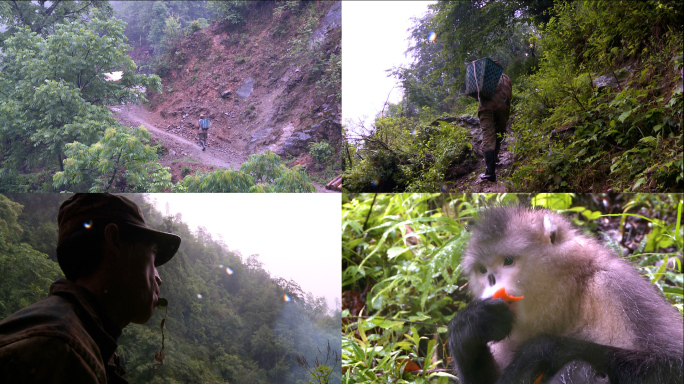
[0,1,341,193]
[344,0,683,193]
[0,194,340,384]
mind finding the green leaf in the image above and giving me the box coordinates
[387,246,409,260]
[631,177,646,190]
[156,297,168,309]
[618,110,632,123]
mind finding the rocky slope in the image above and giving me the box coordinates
[129,2,341,182]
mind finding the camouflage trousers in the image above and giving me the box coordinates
[478,108,509,154]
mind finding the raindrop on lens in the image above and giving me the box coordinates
[428,31,437,42]
[83,220,93,229]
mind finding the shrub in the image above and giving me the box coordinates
[308,141,333,164]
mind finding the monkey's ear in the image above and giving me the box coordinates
[543,214,559,244]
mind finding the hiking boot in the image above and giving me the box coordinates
[481,150,497,182]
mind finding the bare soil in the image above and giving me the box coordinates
[112,104,332,193]
[112,2,341,193]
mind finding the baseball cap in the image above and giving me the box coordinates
[58,194,181,266]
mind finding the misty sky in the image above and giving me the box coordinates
[343,1,436,132]
[147,194,341,311]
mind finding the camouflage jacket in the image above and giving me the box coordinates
[0,279,127,384]
[478,74,512,113]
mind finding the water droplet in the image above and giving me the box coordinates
[197,294,202,299]
[428,31,437,42]
[83,220,93,229]
[283,294,291,302]
[226,267,233,275]
[371,179,379,187]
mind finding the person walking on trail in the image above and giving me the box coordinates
[0,193,181,383]
[198,115,210,151]
[477,60,512,182]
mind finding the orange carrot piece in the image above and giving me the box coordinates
[492,287,524,302]
[532,373,544,384]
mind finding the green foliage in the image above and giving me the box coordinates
[207,1,252,25]
[147,1,170,51]
[181,166,193,177]
[112,1,211,48]
[0,1,113,42]
[0,15,162,192]
[186,18,209,35]
[240,151,317,193]
[509,0,683,191]
[308,141,334,164]
[342,193,683,382]
[389,11,455,116]
[161,15,183,53]
[53,125,173,193]
[176,169,255,193]
[344,113,472,192]
[176,151,316,193]
[431,0,546,88]
[0,195,64,318]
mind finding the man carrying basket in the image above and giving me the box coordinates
[466,58,512,182]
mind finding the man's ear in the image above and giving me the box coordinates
[103,223,122,251]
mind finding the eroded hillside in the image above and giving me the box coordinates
[121,2,341,184]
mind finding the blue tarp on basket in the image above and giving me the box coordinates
[465,58,503,99]
[200,119,210,129]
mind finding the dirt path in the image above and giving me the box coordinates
[438,115,514,193]
[112,104,335,193]
[112,104,244,169]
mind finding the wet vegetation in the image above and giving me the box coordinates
[341,193,683,382]
[0,194,340,384]
[343,0,683,192]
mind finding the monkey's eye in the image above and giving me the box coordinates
[478,265,487,274]
[503,256,514,266]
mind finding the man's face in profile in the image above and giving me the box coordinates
[115,237,162,324]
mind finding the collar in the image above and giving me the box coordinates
[49,279,122,360]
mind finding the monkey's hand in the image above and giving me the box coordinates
[495,334,611,384]
[448,299,514,384]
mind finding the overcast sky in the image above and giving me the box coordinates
[343,1,436,132]
[146,194,341,311]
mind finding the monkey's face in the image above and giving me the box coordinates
[463,208,560,313]
[468,253,526,309]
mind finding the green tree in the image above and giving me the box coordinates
[0,16,162,190]
[0,1,113,43]
[161,15,183,53]
[431,0,550,87]
[0,194,63,318]
[207,1,252,25]
[147,1,170,52]
[53,125,172,193]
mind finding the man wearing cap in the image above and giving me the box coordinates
[478,61,512,182]
[0,194,181,383]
